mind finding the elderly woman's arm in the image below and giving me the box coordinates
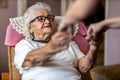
[22,32,71,67]
[78,44,97,73]
[77,36,102,73]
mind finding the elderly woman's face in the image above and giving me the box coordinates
[29,9,55,37]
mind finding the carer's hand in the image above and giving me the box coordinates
[86,22,106,42]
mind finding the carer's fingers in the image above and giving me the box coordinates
[58,22,68,31]
[85,27,93,42]
[86,26,99,42]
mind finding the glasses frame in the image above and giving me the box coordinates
[29,15,55,24]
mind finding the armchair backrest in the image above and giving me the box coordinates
[4,24,25,46]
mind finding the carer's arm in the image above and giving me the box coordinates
[59,0,99,31]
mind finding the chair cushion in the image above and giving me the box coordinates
[4,24,24,46]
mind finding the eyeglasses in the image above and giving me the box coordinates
[29,15,55,24]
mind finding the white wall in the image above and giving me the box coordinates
[105,0,120,65]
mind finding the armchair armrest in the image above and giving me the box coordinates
[8,46,22,80]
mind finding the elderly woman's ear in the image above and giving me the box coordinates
[29,25,34,38]
[29,29,33,33]
[29,26,33,34]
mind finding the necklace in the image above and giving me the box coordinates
[32,38,50,43]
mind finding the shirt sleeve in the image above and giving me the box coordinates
[14,39,33,74]
[69,41,85,59]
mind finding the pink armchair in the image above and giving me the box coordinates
[4,23,24,46]
[4,24,24,80]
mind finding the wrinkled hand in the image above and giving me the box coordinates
[46,31,72,53]
[88,33,104,54]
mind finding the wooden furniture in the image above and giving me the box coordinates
[8,46,21,80]
[1,73,9,80]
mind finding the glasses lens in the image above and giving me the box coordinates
[37,16,46,22]
[47,15,55,22]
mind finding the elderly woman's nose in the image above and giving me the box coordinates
[44,18,50,23]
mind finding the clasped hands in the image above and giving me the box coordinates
[46,25,103,53]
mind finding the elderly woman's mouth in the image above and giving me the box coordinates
[43,26,52,28]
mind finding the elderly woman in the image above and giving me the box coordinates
[14,2,100,80]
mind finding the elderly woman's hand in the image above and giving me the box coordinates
[46,31,72,53]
